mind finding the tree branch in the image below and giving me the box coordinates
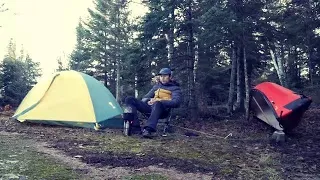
[0,3,8,13]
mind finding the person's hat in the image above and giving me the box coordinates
[158,68,171,75]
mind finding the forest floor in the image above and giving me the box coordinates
[0,108,319,180]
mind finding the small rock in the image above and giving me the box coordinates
[271,130,286,143]
[74,155,83,158]
[222,161,230,165]
[136,153,145,156]
[237,163,246,168]
[297,156,304,161]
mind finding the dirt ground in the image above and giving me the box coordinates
[0,108,319,180]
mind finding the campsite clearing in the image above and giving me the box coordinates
[0,109,319,179]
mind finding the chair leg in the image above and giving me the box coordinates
[162,122,170,137]
[123,120,131,136]
[162,112,173,136]
[163,123,168,133]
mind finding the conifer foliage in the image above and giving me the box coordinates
[68,0,320,118]
[0,39,42,107]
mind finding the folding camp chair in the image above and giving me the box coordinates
[122,98,175,136]
[140,108,173,136]
[123,109,174,137]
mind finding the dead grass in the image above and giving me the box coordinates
[1,108,320,179]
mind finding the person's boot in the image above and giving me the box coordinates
[142,127,155,138]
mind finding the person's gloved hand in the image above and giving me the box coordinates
[147,98,156,105]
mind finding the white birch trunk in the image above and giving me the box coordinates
[270,45,286,87]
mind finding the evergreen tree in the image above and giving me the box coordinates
[69,19,93,74]
[0,57,27,106]
[56,56,69,72]
[66,0,320,117]
[83,0,132,100]
[24,54,42,87]
[6,38,17,59]
[0,40,42,107]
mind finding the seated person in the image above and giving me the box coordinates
[123,67,182,138]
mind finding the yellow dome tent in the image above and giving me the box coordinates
[12,70,124,130]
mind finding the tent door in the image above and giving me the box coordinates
[251,91,283,131]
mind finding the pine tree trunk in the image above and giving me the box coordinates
[235,46,244,111]
[306,2,313,86]
[287,46,293,87]
[308,46,313,86]
[278,53,286,86]
[227,44,236,114]
[186,0,197,120]
[235,46,240,111]
[194,43,198,85]
[243,47,250,120]
[115,6,121,101]
[164,1,175,67]
[295,47,301,86]
[104,71,108,87]
[166,11,174,66]
[165,32,174,66]
[116,60,120,101]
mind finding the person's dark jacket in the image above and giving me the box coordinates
[143,80,182,108]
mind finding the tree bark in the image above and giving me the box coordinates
[307,44,313,86]
[165,30,174,67]
[269,43,287,87]
[227,43,237,114]
[104,38,109,88]
[235,46,240,110]
[165,32,174,66]
[116,59,120,101]
[134,75,138,98]
[186,0,197,120]
[116,4,121,101]
[235,46,244,111]
[164,0,175,67]
[243,47,250,120]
